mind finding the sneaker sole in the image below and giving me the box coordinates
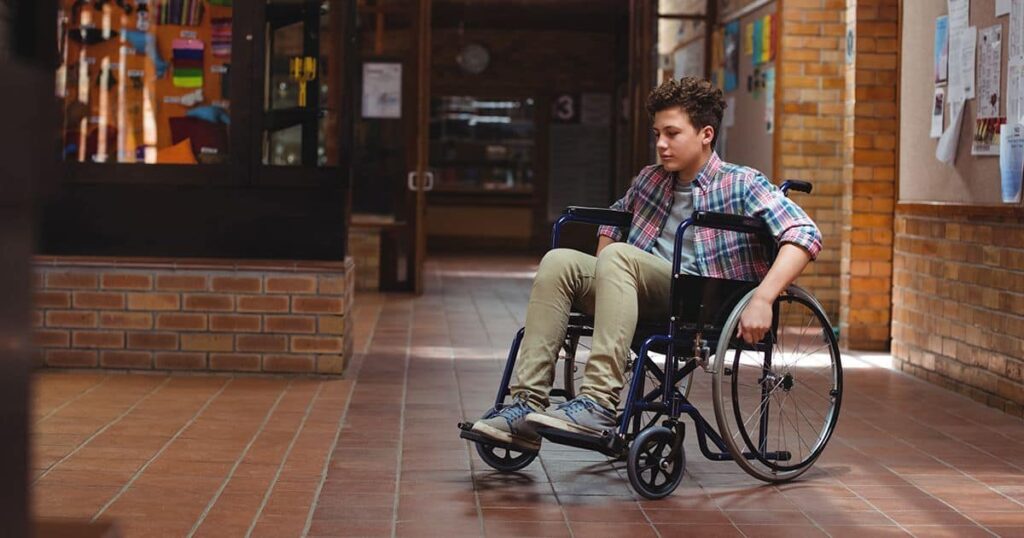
[471,423,541,451]
[526,413,608,437]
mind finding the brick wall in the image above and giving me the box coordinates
[348,227,381,291]
[892,211,1024,418]
[31,257,355,375]
[840,0,897,350]
[776,0,846,323]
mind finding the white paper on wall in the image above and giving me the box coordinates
[978,25,1003,118]
[936,99,966,165]
[1011,0,1024,63]
[361,62,402,119]
[998,0,1011,17]
[931,87,946,138]
[1008,61,1024,123]
[999,123,1024,202]
[948,0,971,30]
[948,26,977,102]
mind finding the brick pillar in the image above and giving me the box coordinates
[840,0,898,351]
[776,0,847,322]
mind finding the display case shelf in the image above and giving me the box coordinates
[429,95,535,193]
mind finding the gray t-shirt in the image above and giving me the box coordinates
[651,181,698,274]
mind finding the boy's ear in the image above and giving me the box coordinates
[702,126,715,146]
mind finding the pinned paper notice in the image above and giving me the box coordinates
[999,123,1024,202]
[931,87,946,138]
[936,99,966,165]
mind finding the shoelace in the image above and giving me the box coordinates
[558,397,605,418]
[499,402,531,423]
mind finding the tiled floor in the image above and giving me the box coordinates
[31,255,1024,537]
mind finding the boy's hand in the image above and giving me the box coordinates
[737,296,773,345]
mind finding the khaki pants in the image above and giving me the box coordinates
[510,243,673,412]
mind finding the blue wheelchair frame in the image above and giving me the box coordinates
[492,181,809,461]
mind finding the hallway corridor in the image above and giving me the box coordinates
[32,256,1024,537]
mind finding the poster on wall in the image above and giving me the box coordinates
[978,25,1003,119]
[931,87,945,138]
[743,23,754,56]
[724,20,740,92]
[752,15,774,66]
[971,117,1005,155]
[711,27,725,90]
[1000,123,1024,202]
[935,15,949,83]
[361,62,401,119]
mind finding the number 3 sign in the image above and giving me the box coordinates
[552,93,577,123]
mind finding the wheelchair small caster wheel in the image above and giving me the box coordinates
[475,442,536,472]
[627,426,685,500]
[472,408,537,472]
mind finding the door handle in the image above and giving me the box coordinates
[407,171,418,191]
[423,171,434,191]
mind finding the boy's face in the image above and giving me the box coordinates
[652,106,714,176]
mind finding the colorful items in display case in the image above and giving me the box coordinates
[157,0,205,26]
[212,17,232,57]
[172,38,204,88]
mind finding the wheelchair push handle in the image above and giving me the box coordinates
[781,180,812,195]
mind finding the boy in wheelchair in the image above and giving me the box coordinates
[470,76,822,454]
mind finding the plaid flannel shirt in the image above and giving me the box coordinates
[597,152,822,282]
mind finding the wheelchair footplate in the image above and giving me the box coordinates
[457,421,539,455]
[535,426,623,458]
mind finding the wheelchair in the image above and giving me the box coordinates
[458,180,842,499]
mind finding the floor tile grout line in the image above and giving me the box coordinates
[827,437,995,536]
[245,380,327,538]
[301,378,360,536]
[390,302,413,538]
[443,275,488,537]
[91,377,234,522]
[466,279,571,536]
[344,302,384,380]
[35,374,111,424]
[33,376,173,486]
[187,378,296,538]
[833,404,1012,532]
[842,372,1024,477]
[850,352,1024,446]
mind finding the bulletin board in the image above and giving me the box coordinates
[899,0,1017,205]
[717,0,776,177]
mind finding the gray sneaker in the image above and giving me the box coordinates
[470,398,541,451]
[526,396,617,437]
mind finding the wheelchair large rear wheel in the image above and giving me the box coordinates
[711,286,842,482]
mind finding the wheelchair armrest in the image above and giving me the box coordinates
[562,206,632,228]
[780,180,812,195]
[692,211,770,236]
[551,206,632,249]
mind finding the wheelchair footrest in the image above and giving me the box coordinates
[535,427,622,458]
[457,422,539,455]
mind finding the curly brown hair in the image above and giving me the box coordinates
[646,76,726,147]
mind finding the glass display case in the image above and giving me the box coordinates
[429,96,535,193]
